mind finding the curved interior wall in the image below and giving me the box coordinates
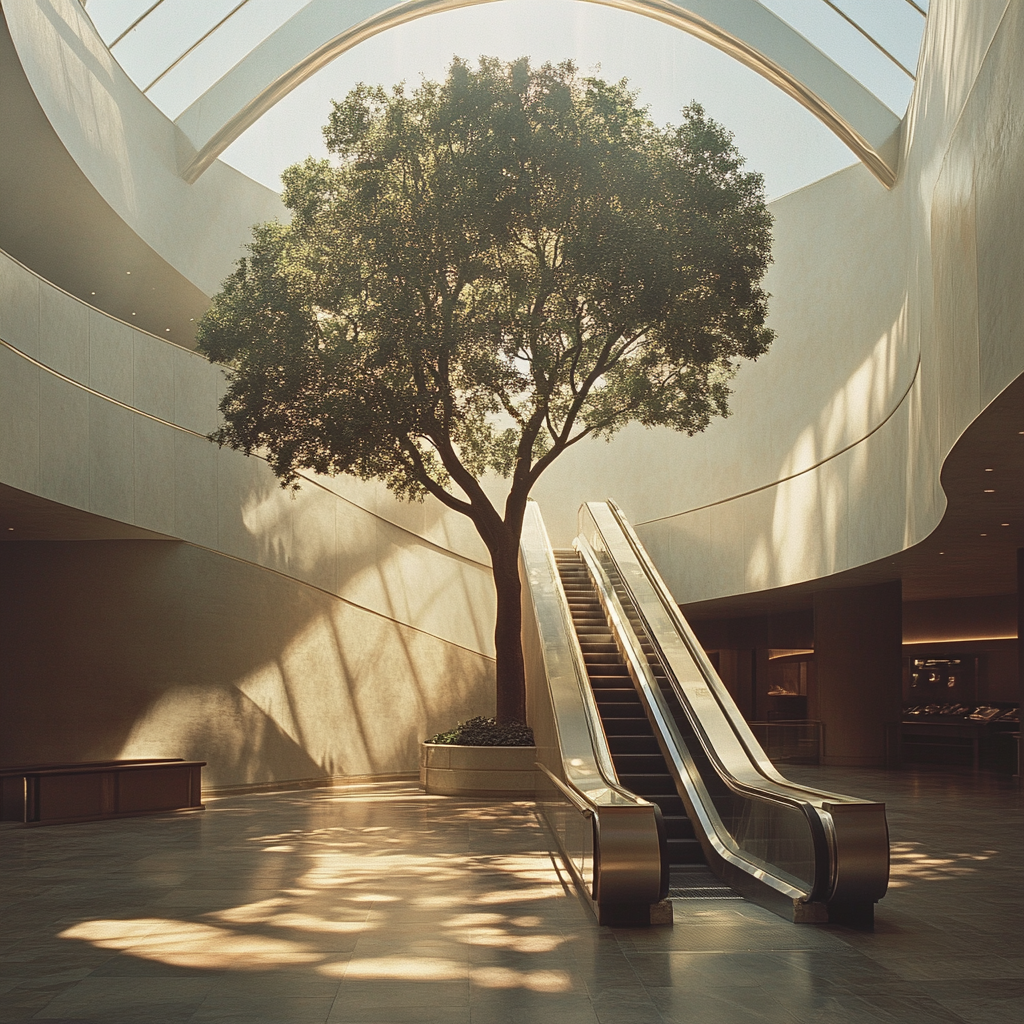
[0,0,500,787]
[2,0,1022,782]
[532,0,1024,607]
[0,249,497,786]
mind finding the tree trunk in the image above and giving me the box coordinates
[490,532,526,724]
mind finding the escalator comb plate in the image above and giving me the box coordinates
[668,885,742,900]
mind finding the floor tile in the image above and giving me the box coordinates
[0,771,1017,1024]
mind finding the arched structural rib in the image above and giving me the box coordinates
[174,0,902,188]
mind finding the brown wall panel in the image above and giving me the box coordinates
[0,540,494,788]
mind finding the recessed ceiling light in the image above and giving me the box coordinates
[126,270,131,275]
[7,527,13,531]
[984,467,993,472]
[984,489,995,493]
[980,533,988,537]
[1001,523,1010,527]
[165,328,170,332]
[91,291,96,295]
[938,551,944,554]
[131,312,136,316]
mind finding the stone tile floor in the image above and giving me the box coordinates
[0,766,1020,1023]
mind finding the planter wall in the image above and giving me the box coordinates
[419,743,537,797]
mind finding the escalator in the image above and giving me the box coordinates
[523,500,890,928]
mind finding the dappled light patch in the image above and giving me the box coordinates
[888,841,993,887]
[58,918,323,968]
[51,789,571,984]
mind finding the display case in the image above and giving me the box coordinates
[901,699,1019,771]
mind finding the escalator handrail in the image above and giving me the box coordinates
[520,501,666,908]
[603,500,882,809]
[575,533,821,903]
[536,763,595,817]
[591,500,889,905]
[520,504,645,808]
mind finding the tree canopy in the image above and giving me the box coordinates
[197,57,774,723]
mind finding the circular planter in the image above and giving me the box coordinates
[419,742,537,796]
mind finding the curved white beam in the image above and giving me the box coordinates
[175,0,901,188]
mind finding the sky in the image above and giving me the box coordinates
[88,0,929,201]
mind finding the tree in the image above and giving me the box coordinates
[197,57,774,725]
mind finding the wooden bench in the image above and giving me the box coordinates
[0,759,205,825]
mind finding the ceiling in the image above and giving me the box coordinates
[0,482,173,542]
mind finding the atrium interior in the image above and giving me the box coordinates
[1,1,1021,1021]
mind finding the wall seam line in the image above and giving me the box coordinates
[636,354,922,526]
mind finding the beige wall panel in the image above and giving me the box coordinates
[132,329,176,422]
[288,482,340,597]
[215,442,270,566]
[133,415,176,537]
[640,506,713,602]
[172,430,219,549]
[88,309,134,406]
[0,254,40,358]
[0,346,40,494]
[763,165,912,471]
[743,478,829,594]
[231,474,300,577]
[844,400,912,569]
[970,3,1024,406]
[931,148,980,457]
[88,394,134,524]
[172,347,222,438]
[0,541,494,786]
[39,282,88,381]
[707,498,745,599]
[333,495,395,616]
[372,521,497,658]
[38,372,89,508]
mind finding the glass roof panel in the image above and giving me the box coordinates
[759,0,927,114]
[80,0,929,197]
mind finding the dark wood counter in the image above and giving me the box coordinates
[0,759,205,825]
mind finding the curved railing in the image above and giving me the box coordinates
[520,502,668,926]
[574,500,890,925]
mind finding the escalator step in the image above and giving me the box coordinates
[612,754,668,774]
[598,703,648,719]
[592,687,639,701]
[662,815,696,839]
[645,794,686,816]
[589,679,634,696]
[667,838,706,864]
[608,736,661,754]
[588,670,632,683]
[602,718,656,736]
[618,774,678,795]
